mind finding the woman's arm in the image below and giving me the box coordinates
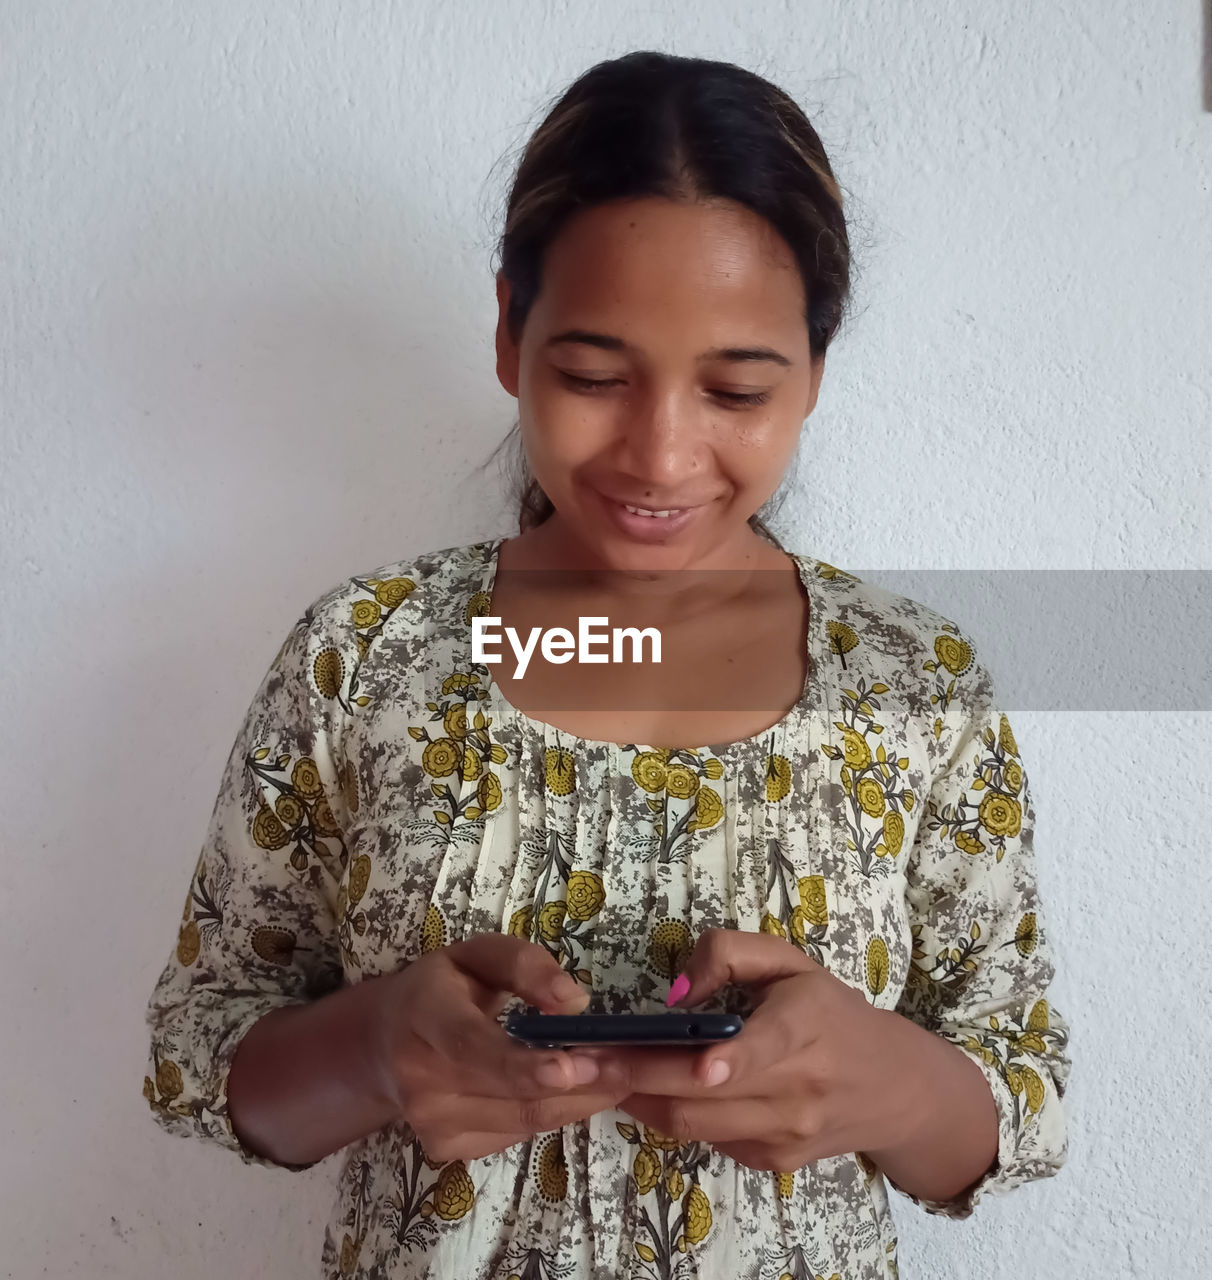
[224,973,400,1168]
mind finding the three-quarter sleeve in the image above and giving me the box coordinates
[890,653,1071,1219]
[142,604,350,1170]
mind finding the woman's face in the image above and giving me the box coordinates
[495,196,825,570]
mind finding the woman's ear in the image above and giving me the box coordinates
[803,352,825,419]
[495,271,520,399]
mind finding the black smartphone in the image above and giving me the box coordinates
[503,1011,744,1048]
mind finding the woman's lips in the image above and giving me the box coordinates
[593,489,703,541]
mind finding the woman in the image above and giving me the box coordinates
[144,51,1070,1280]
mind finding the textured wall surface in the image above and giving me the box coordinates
[2,2,1210,1276]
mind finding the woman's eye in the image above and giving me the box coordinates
[558,371,771,408]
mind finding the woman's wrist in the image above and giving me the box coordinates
[860,1009,1000,1203]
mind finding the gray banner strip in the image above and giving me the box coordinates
[856,570,1212,712]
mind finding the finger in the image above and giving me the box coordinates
[411,992,601,1097]
[620,1092,788,1146]
[587,1046,733,1098]
[422,1088,628,1137]
[668,927,816,1011]
[450,933,591,1015]
[689,974,822,1091]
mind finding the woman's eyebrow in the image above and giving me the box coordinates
[544,329,792,368]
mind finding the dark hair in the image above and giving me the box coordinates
[484,51,854,548]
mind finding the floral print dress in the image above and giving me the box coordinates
[143,536,1071,1280]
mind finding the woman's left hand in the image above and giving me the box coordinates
[585,928,932,1173]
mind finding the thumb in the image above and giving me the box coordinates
[452,932,591,1014]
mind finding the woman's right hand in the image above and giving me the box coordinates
[366,932,626,1163]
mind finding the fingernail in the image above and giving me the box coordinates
[666,973,691,1006]
[535,1058,570,1088]
[569,1055,600,1085]
[705,1059,730,1087]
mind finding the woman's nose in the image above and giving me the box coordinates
[615,390,705,485]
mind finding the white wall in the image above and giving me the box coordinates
[3,2,1210,1276]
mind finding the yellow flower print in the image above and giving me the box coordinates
[1014,912,1038,958]
[856,777,886,818]
[311,796,341,837]
[797,876,829,927]
[422,737,461,778]
[313,648,345,699]
[703,756,724,780]
[252,805,290,850]
[689,785,723,832]
[1016,1031,1048,1054]
[766,754,792,803]
[789,907,810,947]
[460,747,483,781]
[633,1144,661,1194]
[1027,999,1050,1032]
[464,591,492,625]
[955,830,986,856]
[176,919,200,966]
[827,619,859,657]
[433,1161,475,1220]
[901,788,915,811]
[760,912,787,938]
[979,792,1021,838]
[775,1171,795,1199]
[631,751,668,793]
[507,905,534,939]
[1019,1066,1046,1113]
[155,1059,183,1100]
[291,757,324,800]
[665,764,700,800]
[348,853,371,905]
[998,713,1019,757]
[643,1125,681,1152]
[934,634,973,676]
[882,810,904,855]
[421,904,447,954]
[682,1183,712,1244]
[566,870,605,921]
[535,1134,567,1201]
[252,926,296,965]
[274,793,304,829]
[545,747,576,796]
[841,729,871,769]
[374,577,415,609]
[538,900,567,942]
[665,1167,684,1199]
[1003,760,1024,794]
[351,599,381,629]
[443,703,468,739]
[647,919,693,980]
[866,937,890,996]
[338,1232,360,1275]
[441,672,480,696]
[477,772,503,811]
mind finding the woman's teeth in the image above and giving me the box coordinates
[622,504,682,518]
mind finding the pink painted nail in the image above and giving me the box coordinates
[666,973,691,1006]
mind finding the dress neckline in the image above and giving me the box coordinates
[469,534,827,758]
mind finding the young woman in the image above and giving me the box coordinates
[144,51,1070,1280]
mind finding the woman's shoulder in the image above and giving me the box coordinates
[792,549,1000,706]
[296,536,501,631]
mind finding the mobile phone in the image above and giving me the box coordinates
[503,1011,744,1048]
